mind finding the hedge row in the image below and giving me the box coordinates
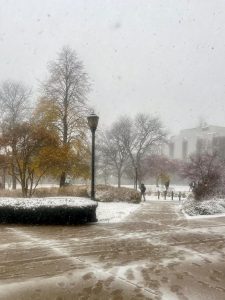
[0,205,97,225]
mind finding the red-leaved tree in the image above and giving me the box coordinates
[181,152,224,200]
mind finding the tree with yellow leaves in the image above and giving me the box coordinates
[39,46,90,186]
[0,121,59,197]
[34,97,90,185]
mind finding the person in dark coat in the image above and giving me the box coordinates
[140,183,146,201]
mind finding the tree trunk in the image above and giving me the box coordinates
[60,100,68,188]
[12,173,17,190]
[118,170,121,188]
[2,167,6,189]
[12,154,17,189]
[21,180,28,197]
[60,171,66,187]
[104,171,108,185]
[22,188,28,197]
[12,144,17,190]
[135,167,138,190]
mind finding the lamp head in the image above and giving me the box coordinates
[87,113,99,131]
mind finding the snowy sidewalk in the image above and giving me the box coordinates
[0,200,225,299]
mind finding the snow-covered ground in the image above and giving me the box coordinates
[96,202,140,223]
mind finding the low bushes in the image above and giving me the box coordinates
[92,185,141,203]
[0,197,97,225]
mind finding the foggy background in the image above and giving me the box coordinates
[0,0,225,134]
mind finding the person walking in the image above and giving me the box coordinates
[178,191,182,202]
[140,183,146,201]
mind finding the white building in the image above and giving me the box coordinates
[165,125,225,160]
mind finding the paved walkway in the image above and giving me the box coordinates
[0,200,225,299]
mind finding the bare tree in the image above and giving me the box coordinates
[119,114,166,188]
[98,122,129,187]
[98,114,166,188]
[96,148,112,185]
[0,80,31,189]
[41,46,90,187]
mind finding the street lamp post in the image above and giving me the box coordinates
[87,113,99,200]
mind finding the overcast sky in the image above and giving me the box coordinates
[1,0,225,134]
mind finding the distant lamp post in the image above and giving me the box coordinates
[87,113,99,200]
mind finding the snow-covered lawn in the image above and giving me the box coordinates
[96,202,140,223]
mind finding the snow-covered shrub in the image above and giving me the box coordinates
[91,185,141,203]
[183,194,225,216]
[0,197,97,224]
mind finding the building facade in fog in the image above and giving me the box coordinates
[165,125,225,160]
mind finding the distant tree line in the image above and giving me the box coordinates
[97,116,225,201]
[1,45,221,201]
